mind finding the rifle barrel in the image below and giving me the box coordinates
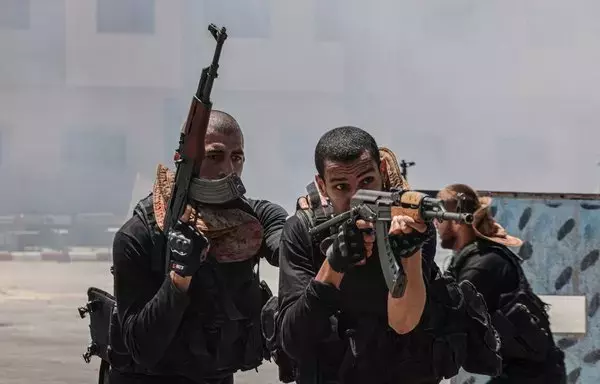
[422,210,473,224]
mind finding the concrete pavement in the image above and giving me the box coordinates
[0,248,112,262]
[0,262,281,384]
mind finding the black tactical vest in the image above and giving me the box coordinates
[450,240,566,382]
[116,194,267,380]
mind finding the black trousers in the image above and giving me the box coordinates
[108,369,234,384]
[487,352,567,384]
[486,365,566,384]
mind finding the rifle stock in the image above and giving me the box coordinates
[162,24,228,275]
[308,189,473,298]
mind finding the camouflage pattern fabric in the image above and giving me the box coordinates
[152,164,264,263]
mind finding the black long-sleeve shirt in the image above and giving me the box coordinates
[449,245,518,314]
[277,214,439,383]
[112,198,288,373]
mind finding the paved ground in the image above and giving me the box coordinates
[0,261,281,384]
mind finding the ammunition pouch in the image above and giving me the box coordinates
[459,280,502,376]
[425,274,468,379]
[424,272,502,378]
[452,240,558,370]
[492,292,550,363]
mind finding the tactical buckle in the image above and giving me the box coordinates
[77,305,89,319]
[82,343,97,363]
[77,300,101,319]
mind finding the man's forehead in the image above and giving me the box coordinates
[324,155,377,181]
[205,131,243,150]
[206,128,242,140]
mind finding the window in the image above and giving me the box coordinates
[61,130,127,169]
[203,0,270,38]
[96,0,155,35]
[0,0,30,30]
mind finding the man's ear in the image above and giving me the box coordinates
[316,174,328,198]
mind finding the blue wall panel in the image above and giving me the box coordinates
[450,194,600,384]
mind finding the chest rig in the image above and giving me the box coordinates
[452,241,557,367]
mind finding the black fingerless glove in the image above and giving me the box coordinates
[322,220,365,273]
[167,220,210,277]
[388,221,435,259]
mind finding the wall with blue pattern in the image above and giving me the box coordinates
[449,194,600,384]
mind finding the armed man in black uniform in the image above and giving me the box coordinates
[109,110,288,384]
[437,184,566,383]
[268,126,503,384]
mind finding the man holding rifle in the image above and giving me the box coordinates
[272,126,502,384]
[107,25,288,384]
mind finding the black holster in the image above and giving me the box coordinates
[79,287,136,372]
[260,292,298,383]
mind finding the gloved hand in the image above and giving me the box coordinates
[323,219,367,273]
[388,218,435,259]
[167,217,210,277]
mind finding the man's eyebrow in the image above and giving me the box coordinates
[329,167,375,183]
[232,149,245,155]
[356,167,375,178]
[329,176,348,183]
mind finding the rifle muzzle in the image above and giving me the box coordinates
[423,210,474,224]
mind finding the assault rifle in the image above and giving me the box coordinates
[309,189,473,298]
[162,24,246,273]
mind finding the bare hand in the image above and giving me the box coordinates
[297,196,311,210]
[297,193,329,211]
[389,215,427,236]
[181,204,193,223]
[355,219,375,265]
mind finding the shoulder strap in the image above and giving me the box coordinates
[452,241,530,292]
[449,241,480,276]
[243,197,267,280]
[294,209,321,273]
[133,194,166,274]
[295,181,335,274]
[483,243,531,292]
[295,208,316,230]
[306,181,333,222]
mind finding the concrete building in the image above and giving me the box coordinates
[0,0,347,215]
